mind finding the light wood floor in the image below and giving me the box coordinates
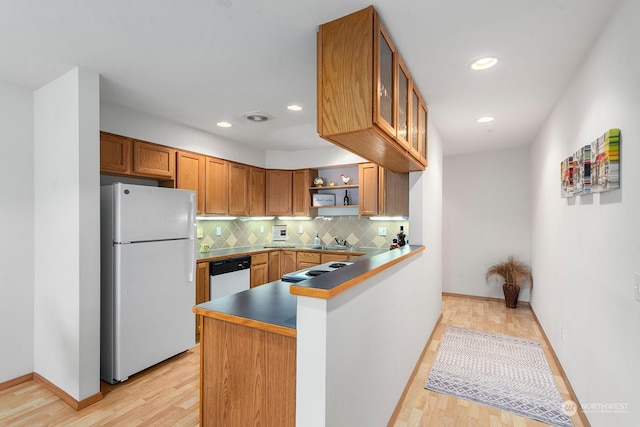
[1,295,585,426]
[391,295,587,427]
[0,346,200,426]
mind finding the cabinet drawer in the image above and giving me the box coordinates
[321,253,349,263]
[297,251,321,264]
[252,253,269,265]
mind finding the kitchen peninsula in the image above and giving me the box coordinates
[193,244,424,426]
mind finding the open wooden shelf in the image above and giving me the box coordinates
[309,184,358,190]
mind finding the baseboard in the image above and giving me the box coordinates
[442,291,531,307]
[33,372,103,411]
[387,313,444,426]
[0,372,33,392]
[528,307,591,427]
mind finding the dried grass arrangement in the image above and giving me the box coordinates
[485,256,533,308]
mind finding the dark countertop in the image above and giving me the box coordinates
[193,280,297,337]
[193,245,424,336]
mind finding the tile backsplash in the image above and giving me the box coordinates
[197,217,409,250]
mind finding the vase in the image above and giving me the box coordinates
[502,283,520,308]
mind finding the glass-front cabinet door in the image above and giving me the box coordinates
[374,20,396,139]
[418,101,428,165]
[397,59,410,148]
[410,85,420,155]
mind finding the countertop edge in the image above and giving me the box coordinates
[193,306,297,337]
[289,245,425,299]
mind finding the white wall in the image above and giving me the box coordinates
[101,100,266,167]
[296,117,443,425]
[266,146,365,169]
[530,0,639,425]
[33,68,101,401]
[0,81,34,383]
[443,148,531,301]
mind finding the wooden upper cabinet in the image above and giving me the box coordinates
[228,162,249,216]
[205,156,229,215]
[359,163,379,216]
[176,150,205,214]
[100,132,132,174]
[396,57,410,149]
[409,84,420,158]
[359,162,408,217]
[419,101,429,167]
[133,140,175,179]
[317,6,426,173]
[292,169,317,216]
[249,167,266,216]
[266,170,293,216]
[374,22,396,138]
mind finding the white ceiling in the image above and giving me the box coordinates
[0,0,620,157]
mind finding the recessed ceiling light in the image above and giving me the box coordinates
[471,57,498,70]
[216,121,232,128]
[287,104,303,111]
[477,116,495,123]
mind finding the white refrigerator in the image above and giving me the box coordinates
[100,183,196,384]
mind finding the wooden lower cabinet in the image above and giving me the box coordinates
[321,253,350,263]
[297,251,321,270]
[200,317,295,426]
[268,251,281,282]
[195,261,210,338]
[250,253,269,288]
[280,250,297,276]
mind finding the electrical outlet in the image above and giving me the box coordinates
[216,227,222,237]
[298,225,304,234]
[560,326,565,342]
[634,272,640,302]
[378,227,387,236]
[260,225,264,234]
[197,227,203,239]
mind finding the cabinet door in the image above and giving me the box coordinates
[268,251,281,282]
[280,250,297,276]
[359,163,379,216]
[100,132,132,174]
[195,261,210,336]
[250,264,269,288]
[293,169,317,216]
[266,170,293,216]
[133,140,175,179]
[396,58,410,147]
[205,156,229,215]
[373,17,396,139]
[249,167,266,216]
[379,167,409,217]
[419,101,429,166]
[228,162,249,216]
[176,151,205,214]
[409,84,420,156]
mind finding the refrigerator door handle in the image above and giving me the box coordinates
[188,238,195,283]
[188,193,196,282]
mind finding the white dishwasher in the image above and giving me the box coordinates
[209,255,251,300]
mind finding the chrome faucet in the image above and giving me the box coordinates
[334,237,351,247]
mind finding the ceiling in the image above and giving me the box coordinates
[0,0,620,157]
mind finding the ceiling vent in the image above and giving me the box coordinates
[242,111,272,122]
